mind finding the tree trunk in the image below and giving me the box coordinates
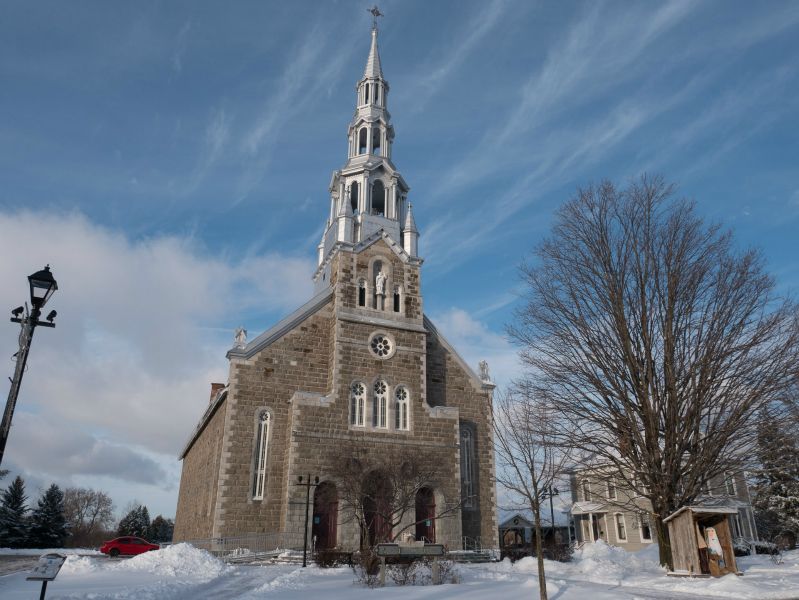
[533,505,548,600]
[653,513,673,570]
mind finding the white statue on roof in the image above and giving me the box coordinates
[234,327,248,348]
[375,269,387,295]
[479,360,490,382]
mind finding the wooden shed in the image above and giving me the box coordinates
[663,506,741,577]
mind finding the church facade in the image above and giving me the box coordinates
[173,24,498,552]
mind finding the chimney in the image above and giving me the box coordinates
[210,382,225,403]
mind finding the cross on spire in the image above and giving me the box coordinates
[368,5,383,31]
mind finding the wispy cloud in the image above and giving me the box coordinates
[233,23,357,206]
[183,107,232,195]
[172,19,192,73]
[398,0,509,112]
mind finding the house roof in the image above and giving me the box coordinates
[570,501,607,515]
[663,505,739,524]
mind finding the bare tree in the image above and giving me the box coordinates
[509,176,799,568]
[493,387,572,600]
[328,443,463,548]
[63,487,114,547]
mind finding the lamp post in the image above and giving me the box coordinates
[296,474,319,567]
[0,266,58,467]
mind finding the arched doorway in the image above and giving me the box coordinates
[312,482,338,550]
[415,487,436,542]
[362,471,392,546]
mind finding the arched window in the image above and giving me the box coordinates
[365,83,370,104]
[371,180,385,216]
[372,127,381,155]
[395,386,409,430]
[350,382,365,427]
[415,487,436,542]
[252,411,271,500]
[350,181,359,213]
[460,426,475,507]
[393,286,401,313]
[358,128,368,154]
[373,380,387,428]
[358,279,366,307]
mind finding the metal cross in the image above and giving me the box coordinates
[368,5,384,30]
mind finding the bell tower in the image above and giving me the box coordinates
[314,17,417,291]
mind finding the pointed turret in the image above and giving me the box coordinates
[403,202,419,257]
[364,28,383,79]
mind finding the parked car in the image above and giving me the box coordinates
[100,536,160,557]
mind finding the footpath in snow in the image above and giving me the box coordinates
[0,541,797,599]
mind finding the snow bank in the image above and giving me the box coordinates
[110,543,228,580]
[0,547,101,556]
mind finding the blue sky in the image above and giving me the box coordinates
[1,1,797,520]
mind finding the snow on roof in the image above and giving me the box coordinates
[662,505,739,523]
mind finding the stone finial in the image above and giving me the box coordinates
[234,327,248,348]
[479,360,491,382]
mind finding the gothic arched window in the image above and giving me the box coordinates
[372,127,381,155]
[350,181,359,213]
[371,180,385,216]
[373,380,388,428]
[350,382,365,427]
[358,128,368,154]
[395,386,409,431]
[460,425,475,508]
[252,411,271,500]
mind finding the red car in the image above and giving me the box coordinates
[100,537,160,557]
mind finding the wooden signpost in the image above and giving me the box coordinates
[27,553,67,600]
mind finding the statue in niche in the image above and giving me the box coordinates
[234,327,248,348]
[479,360,491,382]
[375,270,387,296]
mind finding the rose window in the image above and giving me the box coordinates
[352,382,365,397]
[370,335,392,357]
[374,380,387,395]
[395,387,407,402]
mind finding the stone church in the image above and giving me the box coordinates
[173,23,498,552]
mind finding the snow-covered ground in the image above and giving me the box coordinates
[0,542,797,599]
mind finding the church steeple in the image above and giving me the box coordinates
[314,11,418,291]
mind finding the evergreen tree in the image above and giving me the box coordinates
[117,504,151,538]
[0,476,29,548]
[29,484,68,548]
[753,416,799,539]
[147,515,174,543]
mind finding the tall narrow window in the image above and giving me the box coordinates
[364,83,370,104]
[393,286,401,312]
[582,480,591,502]
[350,382,365,427]
[372,127,381,155]
[607,478,617,500]
[373,380,387,428]
[350,181,359,213]
[725,472,737,495]
[358,128,368,154]
[639,513,653,542]
[358,279,366,307]
[371,181,385,216]
[252,411,271,500]
[395,386,409,430]
[460,426,475,507]
[615,514,627,541]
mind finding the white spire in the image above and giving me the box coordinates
[364,27,383,80]
[404,202,418,232]
[403,202,419,257]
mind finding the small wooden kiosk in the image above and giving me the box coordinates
[663,506,741,577]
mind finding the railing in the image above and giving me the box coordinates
[173,532,305,560]
[461,536,483,551]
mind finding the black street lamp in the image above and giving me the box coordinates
[0,266,58,467]
[295,474,319,568]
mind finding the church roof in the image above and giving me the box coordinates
[363,28,383,79]
[227,287,334,360]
